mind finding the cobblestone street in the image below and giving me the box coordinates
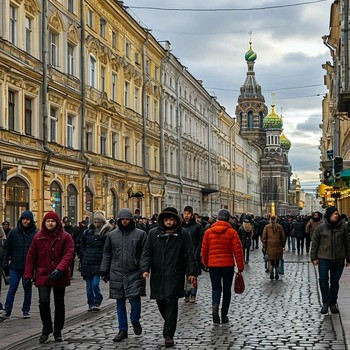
[4,249,345,350]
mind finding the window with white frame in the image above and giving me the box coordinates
[25,16,32,53]
[68,0,74,12]
[111,72,117,101]
[100,130,107,155]
[67,43,74,75]
[88,55,97,88]
[86,124,93,152]
[24,97,33,135]
[125,39,131,58]
[135,140,142,166]
[87,9,93,27]
[145,58,150,74]
[146,95,150,119]
[112,132,119,159]
[134,87,139,112]
[124,81,130,107]
[154,99,158,122]
[100,66,105,93]
[8,90,16,130]
[124,136,131,163]
[49,107,58,142]
[9,5,17,45]
[67,114,75,148]
[50,31,59,66]
[154,147,159,171]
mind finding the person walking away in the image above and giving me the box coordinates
[288,216,296,251]
[72,220,88,271]
[0,224,4,309]
[140,207,197,348]
[310,206,350,314]
[1,210,38,319]
[182,205,204,303]
[293,216,304,255]
[238,215,254,263]
[305,211,322,254]
[262,215,286,280]
[80,211,112,312]
[100,208,147,343]
[23,211,74,343]
[201,209,244,324]
[62,217,75,276]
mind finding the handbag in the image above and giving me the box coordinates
[234,272,245,294]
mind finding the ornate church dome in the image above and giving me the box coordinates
[245,41,257,62]
[263,103,283,129]
[280,133,291,150]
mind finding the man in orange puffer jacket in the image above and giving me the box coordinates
[201,209,244,324]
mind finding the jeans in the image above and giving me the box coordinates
[38,286,66,336]
[116,296,141,332]
[85,275,103,308]
[4,269,32,316]
[156,299,178,337]
[318,258,344,305]
[209,266,234,315]
[290,237,296,251]
[243,247,250,262]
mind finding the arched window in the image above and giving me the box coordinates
[248,111,254,128]
[67,184,78,225]
[5,177,29,227]
[50,181,62,218]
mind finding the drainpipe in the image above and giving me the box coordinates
[176,69,184,210]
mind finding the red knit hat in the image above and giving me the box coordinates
[43,211,61,223]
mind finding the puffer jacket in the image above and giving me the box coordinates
[100,220,147,299]
[310,219,350,262]
[80,223,111,278]
[201,220,244,271]
[2,220,38,271]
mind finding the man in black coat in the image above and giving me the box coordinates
[140,207,197,348]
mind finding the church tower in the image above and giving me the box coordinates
[235,38,268,147]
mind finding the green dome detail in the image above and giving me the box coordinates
[245,41,257,62]
[280,133,291,150]
[263,104,283,129]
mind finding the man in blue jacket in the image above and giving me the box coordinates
[1,210,38,319]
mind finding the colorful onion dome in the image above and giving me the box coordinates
[245,41,257,62]
[280,133,291,150]
[263,103,283,129]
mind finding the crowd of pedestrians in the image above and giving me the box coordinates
[1,206,350,348]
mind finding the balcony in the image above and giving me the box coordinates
[201,183,220,194]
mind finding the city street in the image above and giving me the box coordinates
[0,249,348,350]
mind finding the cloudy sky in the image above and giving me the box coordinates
[126,0,331,193]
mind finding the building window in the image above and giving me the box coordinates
[112,31,117,48]
[89,55,96,88]
[99,18,106,38]
[134,87,139,112]
[111,73,117,101]
[68,0,74,12]
[49,107,58,142]
[100,130,107,155]
[125,39,131,58]
[25,16,32,53]
[112,132,119,159]
[100,66,105,93]
[146,95,150,119]
[135,52,140,65]
[50,31,59,66]
[8,90,15,130]
[67,115,74,148]
[86,125,93,152]
[124,81,130,107]
[9,5,17,45]
[24,97,32,135]
[87,9,93,27]
[155,66,159,81]
[67,44,74,75]
[154,99,158,122]
[145,58,150,74]
[124,136,131,163]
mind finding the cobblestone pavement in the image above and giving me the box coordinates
[0,249,347,350]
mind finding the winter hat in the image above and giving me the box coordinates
[243,214,252,223]
[325,206,338,222]
[217,209,231,222]
[20,210,34,222]
[43,211,61,223]
[159,207,179,219]
[93,211,107,223]
[118,208,133,220]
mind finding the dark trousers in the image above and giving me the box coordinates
[156,299,178,337]
[38,286,66,336]
[296,237,304,254]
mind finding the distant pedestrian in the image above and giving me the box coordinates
[23,211,74,343]
[310,206,350,314]
[80,211,112,312]
[292,216,304,255]
[140,207,197,348]
[238,215,254,263]
[201,209,244,324]
[1,210,38,319]
[262,215,286,280]
[305,211,322,253]
[100,208,147,343]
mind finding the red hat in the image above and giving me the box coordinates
[43,211,61,223]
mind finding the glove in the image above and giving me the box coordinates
[23,278,33,288]
[49,269,63,280]
[101,275,109,283]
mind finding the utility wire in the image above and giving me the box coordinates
[128,0,328,12]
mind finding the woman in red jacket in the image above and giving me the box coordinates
[201,209,244,324]
[24,212,74,344]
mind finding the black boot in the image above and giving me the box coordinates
[320,303,329,315]
[212,305,220,324]
[221,309,229,323]
[113,330,128,342]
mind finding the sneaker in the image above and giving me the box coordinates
[184,296,190,303]
[165,336,174,347]
[113,330,128,342]
[39,334,49,344]
[1,313,10,320]
[88,306,94,312]
[190,295,196,303]
[330,303,339,313]
[93,304,101,311]
[132,321,142,335]
[23,312,31,319]
[321,303,329,314]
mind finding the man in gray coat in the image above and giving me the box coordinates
[100,208,147,343]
